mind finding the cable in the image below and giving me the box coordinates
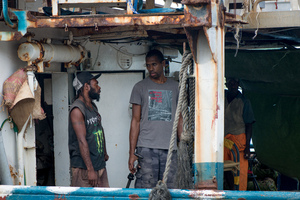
[92,42,101,69]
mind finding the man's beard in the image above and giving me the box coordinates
[89,87,100,102]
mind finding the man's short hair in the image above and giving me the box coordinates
[146,49,164,62]
[226,77,240,85]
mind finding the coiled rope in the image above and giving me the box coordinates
[149,52,194,199]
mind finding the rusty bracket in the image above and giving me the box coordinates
[184,27,200,63]
[225,12,248,25]
[183,4,211,28]
[194,176,218,190]
[64,24,68,32]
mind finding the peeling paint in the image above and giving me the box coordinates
[46,186,79,194]
[54,194,67,200]
[93,188,121,192]
[189,189,225,198]
[129,194,140,199]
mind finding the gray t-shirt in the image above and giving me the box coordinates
[130,77,179,150]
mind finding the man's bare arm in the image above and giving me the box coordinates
[70,108,98,186]
[128,104,141,174]
[244,123,253,159]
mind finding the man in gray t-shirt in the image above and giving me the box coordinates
[128,49,183,188]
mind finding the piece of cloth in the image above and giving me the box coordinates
[71,167,109,187]
[134,147,177,189]
[69,99,106,171]
[225,90,255,136]
[129,77,179,150]
[224,133,248,191]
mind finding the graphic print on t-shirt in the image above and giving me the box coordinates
[148,90,172,121]
[94,129,104,154]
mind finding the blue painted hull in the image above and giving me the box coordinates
[0,186,299,199]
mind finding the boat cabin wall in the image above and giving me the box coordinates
[0,27,183,187]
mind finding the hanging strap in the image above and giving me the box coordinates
[0,117,19,133]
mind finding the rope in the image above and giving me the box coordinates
[176,52,194,189]
[148,180,172,200]
[149,52,194,199]
[163,52,193,184]
[234,23,241,57]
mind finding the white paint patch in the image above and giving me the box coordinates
[46,186,80,194]
[0,186,30,198]
[192,190,225,199]
[93,188,122,192]
[0,186,12,198]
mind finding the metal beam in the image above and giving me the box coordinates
[183,0,225,190]
[33,14,186,29]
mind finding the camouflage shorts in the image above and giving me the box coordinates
[134,147,177,189]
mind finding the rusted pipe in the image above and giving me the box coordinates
[17,42,86,64]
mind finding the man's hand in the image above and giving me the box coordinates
[244,145,250,159]
[88,169,98,187]
[104,153,109,161]
[128,154,138,174]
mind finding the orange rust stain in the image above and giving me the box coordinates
[22,53,29,60]
[9,165,18,179]
[129,194,139,199]
[54,194,67,200]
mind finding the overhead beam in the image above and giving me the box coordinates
[32,14,186,29]
[243,11,300,29]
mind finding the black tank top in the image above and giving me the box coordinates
[69,99,106,171]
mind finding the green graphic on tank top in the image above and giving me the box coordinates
[93,129,104,154]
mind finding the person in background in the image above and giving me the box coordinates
[128,49,183,188]
[69,71,109,187]
[224,77,255,191]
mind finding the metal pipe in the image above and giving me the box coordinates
[0,120,13,185]
[2,0,17,29]
[18,42,86,64]
[17,116,31,185]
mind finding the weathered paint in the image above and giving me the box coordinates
[0,9,31,41]
[0,185,300,199]
[183,5,211,27]
[17,42,86,64]
[34,14,185,28]
[184,0,225,190]
[2,0,17,29]
[0,10,186,41]
[194,162,224,189]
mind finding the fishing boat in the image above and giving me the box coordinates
[0,0,299,199]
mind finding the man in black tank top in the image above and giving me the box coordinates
[69,71,109,187]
